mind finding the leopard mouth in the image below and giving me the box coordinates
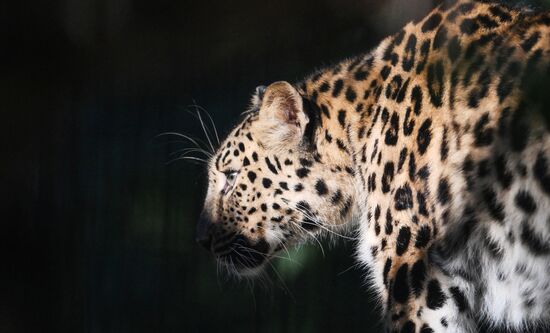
[214,235,271,274]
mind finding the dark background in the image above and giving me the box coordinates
[3,0,549,332]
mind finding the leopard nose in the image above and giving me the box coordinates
[196,213,213,250]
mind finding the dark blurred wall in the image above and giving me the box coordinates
[3,0,548,332]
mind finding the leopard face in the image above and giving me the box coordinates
[197,81,355,276]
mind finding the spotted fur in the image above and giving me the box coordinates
[197,1,550,331]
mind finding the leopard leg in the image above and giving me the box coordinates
[358,212,477,332]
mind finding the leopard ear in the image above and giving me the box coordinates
[250,85,267,110]
[256,81,309,147]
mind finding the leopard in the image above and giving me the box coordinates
[195,0,550,331]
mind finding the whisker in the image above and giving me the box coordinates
[216,259,222,289]
[190,103,220,145]
[265,256,294,299]
[247,279,257,310]
[156,132,212,153]
[236,243,300,265]
[254,225,295,264]
[154,139,195,145]
[166,156,208,165]
[195,111,215,153]
[337,262,361,276]
[236,244,294,299]
[169,147,213,158]
[298,220,358,241]
[290,202,358,241]
[189,108,215,154]
[231,247,256,269]
[288,220,326,257]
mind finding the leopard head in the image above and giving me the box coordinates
[196,81,356,276]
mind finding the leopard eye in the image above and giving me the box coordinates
[222,170,238,194]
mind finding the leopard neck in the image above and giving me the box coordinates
[298,36,394,169]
